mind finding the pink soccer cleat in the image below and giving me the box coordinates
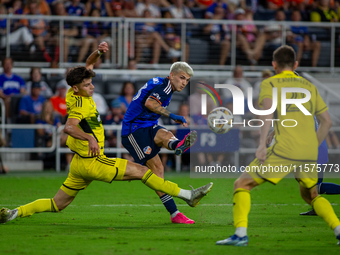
[171,212,195,224]
[174,130,198,156]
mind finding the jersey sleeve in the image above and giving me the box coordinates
[314,87,328,115]
[67,97,89,121]
[258,79,273,108]
[148,85,171,105]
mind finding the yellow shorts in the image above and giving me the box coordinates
[61,154,127,196]
[247,148,318,189]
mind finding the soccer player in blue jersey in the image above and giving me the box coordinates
[121,62,203,224]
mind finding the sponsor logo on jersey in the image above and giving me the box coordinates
[143,146,152,155]
[152,92,161,100]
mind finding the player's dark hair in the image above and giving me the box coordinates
[66,66,96,86]
[273,45,296,69]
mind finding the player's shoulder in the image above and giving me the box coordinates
[147,76,167,86]
[66,90,89,110]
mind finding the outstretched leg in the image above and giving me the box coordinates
[122,161,213,207]
[0,189,74,223]
[0,159,213,224]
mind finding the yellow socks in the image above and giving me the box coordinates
[312,195,340,230]
[141,170,181,197]
[233,188,251,228]
[17,199,59,218]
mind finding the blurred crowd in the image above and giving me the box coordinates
[0,0,339,66]
[2,55,339,171]
[1,0,340,171]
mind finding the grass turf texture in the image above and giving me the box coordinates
[0,171,339,255]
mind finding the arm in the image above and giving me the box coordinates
[0,89,6,99]
[255,98,274,164]
[145,98,187,127]
[104,1,113,17]
[64,117,100,157]
[85,41,109,70]
[145,97,171,117]
[316,110,332,146]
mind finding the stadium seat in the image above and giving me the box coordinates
[188,38,209,64]
[308,27,331,42]
[317,42,331,67]
[166,99,181,114]
[9,95,23,124]
[104,79,126,95]
[11,129,35,148]
[191,7,205,19]
[93,79,105,94]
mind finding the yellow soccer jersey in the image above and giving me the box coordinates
[65,88,105,157]
[259,71,328,161]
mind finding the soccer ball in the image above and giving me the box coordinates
[207,107,233,134]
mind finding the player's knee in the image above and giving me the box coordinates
[234,176,256,191]
[150,164,164,178]
[137,165,149,177]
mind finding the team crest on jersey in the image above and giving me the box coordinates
[143,146,152,155]
[153,78,159,83]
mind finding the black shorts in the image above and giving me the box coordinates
[122,125,165,165]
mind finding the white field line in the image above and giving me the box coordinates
[1,203,338,207]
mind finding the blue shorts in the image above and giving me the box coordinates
[122,125,165,165]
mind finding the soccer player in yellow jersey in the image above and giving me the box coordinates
[216,45,340,246]
[0,42,213,224]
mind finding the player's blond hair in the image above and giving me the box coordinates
[170,62,194,77]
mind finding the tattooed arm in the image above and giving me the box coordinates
[145,97,171,117]
[145,97,187,127]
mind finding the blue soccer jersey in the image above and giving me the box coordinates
[0,74,25,95]
[122,77,173,136]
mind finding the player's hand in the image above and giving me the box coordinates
[88,136,100,157]
[266,130,275,146]
[255,144,267,165]
[98,41,109,54]
[169,113,187,127]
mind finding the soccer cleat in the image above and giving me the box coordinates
[184,182,213,207]
[174,130,198,156]
[0,208,18,223]
[337,235,340,245]
[216,234,249,246]
[300,209,317,216]
[171,212,195,224]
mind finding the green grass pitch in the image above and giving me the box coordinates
[0,171,339,255]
